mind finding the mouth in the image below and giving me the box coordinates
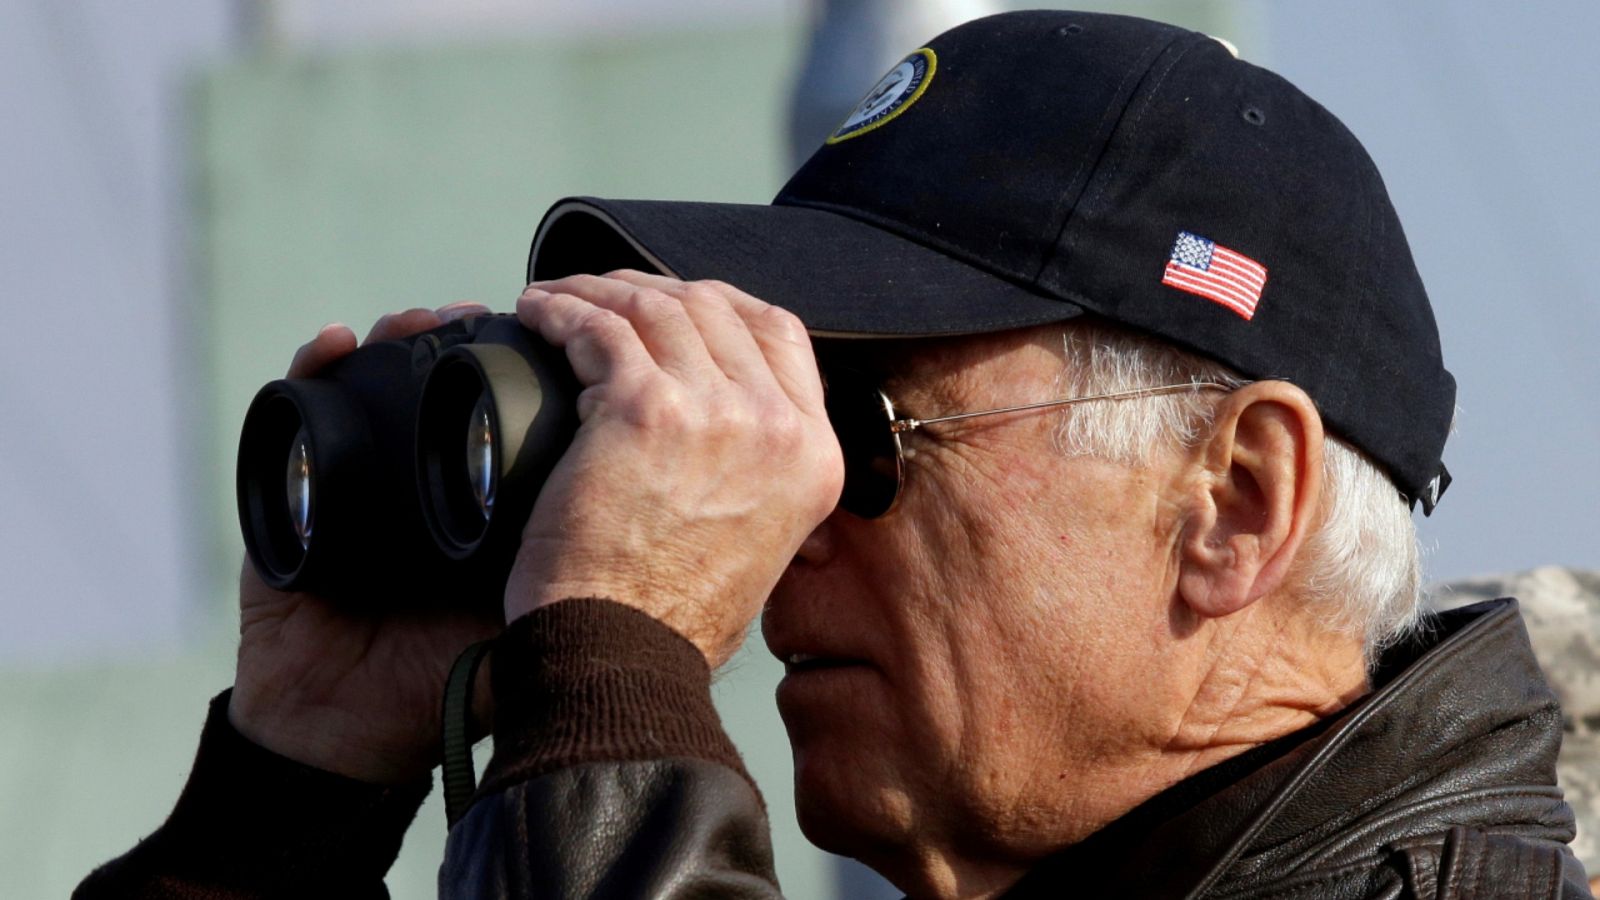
[782,653,869,675]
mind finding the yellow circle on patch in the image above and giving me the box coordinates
[826,48,938,145]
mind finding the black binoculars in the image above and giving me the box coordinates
[236,314,580,606]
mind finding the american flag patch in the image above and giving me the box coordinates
[1161,231,1267,320]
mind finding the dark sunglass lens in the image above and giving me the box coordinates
[823,378,901,518]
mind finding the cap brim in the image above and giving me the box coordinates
[528,197,1085,338]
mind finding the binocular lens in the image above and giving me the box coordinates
[287,427,315,550]
[417,353,495,554]
[238,390,323,585]
[466,393,496,520]
[416,327,578,565]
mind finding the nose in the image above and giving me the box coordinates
[791,513,839,567]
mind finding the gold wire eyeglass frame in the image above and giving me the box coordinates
[885,381,1236,434]
[854,380,1236,518]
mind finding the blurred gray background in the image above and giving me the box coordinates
[2,1,1595,897]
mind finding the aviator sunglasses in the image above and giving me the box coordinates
[821,369,1232,519]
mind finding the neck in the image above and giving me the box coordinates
[882,602,1368,900]
[1161,597,1368,768]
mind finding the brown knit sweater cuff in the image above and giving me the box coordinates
[479,597,754,798]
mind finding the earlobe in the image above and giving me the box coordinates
[1177,383,1323,620]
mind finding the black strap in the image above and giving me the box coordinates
[441,640,493,829]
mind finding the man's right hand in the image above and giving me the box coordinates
[505,272,843,669]
[228,304,503,785]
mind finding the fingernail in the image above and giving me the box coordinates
[318,322,348,336]
[519,288,549,302]
[438,303,487,322]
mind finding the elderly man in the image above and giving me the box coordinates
[79,11,1592,900]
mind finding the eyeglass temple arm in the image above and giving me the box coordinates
[888,382,1234,435]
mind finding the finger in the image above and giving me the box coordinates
[579,272,823,412]
[436,300,492,322]
[362,307,444,345]
[566,269,685,295]
[286,323,357,378]
[623,275,825,415]
[516,288,652,389]
[735,301,827,415]
[597,271,778,389]
[524,275,715,380]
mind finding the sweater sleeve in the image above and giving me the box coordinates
[442,597,782,899]
[74,690,431,900]
[477,597,755,796]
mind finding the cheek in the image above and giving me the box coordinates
[913,460,1175,765]
[891,513,1074,771]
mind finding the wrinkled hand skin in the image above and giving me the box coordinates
[507,271,844,668]
[229,303,502,786]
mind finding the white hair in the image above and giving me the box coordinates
[1048,324,1424,659]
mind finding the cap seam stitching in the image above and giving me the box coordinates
[1057,33,1201,274]
[1028,30,1189,286]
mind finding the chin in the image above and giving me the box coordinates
[790,741,917,865]
[797,784,949,900]
[795,790,911,891]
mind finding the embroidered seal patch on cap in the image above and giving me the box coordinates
[827,48,937,144]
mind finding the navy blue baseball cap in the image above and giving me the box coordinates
[527,10,1455,512]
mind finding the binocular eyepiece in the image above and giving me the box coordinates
[236,315,579,606]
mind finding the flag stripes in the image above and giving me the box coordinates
[1161,232,1267,320]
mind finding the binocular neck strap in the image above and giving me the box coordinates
[441,639,494,829]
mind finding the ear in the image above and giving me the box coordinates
[1177,381,1324,619]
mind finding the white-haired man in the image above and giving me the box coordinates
[79,11,1592,899]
